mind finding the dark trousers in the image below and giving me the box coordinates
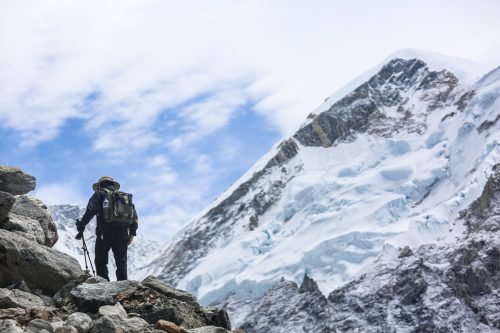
[95,229,128,281]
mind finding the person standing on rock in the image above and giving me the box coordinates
[75,176,138,281]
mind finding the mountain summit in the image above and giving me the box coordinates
[149,52,499,331]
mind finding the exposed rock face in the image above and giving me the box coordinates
[26,318,53,332]
[0,229,83,295]
[1,277,233,332]
[0,319,25,333]
[142,276,198,306]
[0,191,15,222]
[97,302,128,319]
[69,281,140,313]
[90,314,149,333]
[10,196,58,247]
[239,277,335,333]
[64,312,92,333]
[115,280,231,330]
[187,327,229,333]
[0,289,45,309]
[0,166,36,196]
[0,214,46,245]
[66,277,231,330]
[294,59,459,147]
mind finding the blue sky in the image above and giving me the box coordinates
[1,0,499,242]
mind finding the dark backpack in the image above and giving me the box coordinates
[101,189,135,226]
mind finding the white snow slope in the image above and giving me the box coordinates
[50,204,160,280]
[149,50,499,326]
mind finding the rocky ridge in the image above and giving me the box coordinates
[0,166,234,333]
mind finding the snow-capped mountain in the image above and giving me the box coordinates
[148,50,499,330]
[49,204,160,280]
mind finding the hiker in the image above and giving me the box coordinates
[75,176,138,281]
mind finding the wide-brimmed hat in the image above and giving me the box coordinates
[92,176,120,191]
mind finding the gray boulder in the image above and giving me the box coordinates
[187,327,229,333]
[98,302,127,319]
[1,214,45,245]
[26,318,53,333]
[50,320,64,331]
[113,316,149,332]
[90,316,117,333]
[55,326,78,333]
[0,230,83,295]
[65,312,92,333]
[90,315,149,333]
[69,281,139,313]
[83,276,108,284]
[0,166,36,196]
[0,308,26,320]
[0,289,45,309]
[0,319,26,333]
[142,276,198,306]
[0,191,15,222]
[10,195,58,247]
[116,284,230,329]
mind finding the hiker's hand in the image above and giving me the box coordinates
[127,235,134,245]
[75,231,83,240]
[76,219,85,232]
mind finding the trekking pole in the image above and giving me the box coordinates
[81,234,96,276]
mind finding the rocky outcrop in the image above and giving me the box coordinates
[0,230,83,295]
[0,165,58,248]
[70,280,140,313]
[0,289,45,309]
[113,277,231,329]
[0,165,76,299]
[0,166,36,196]
[0,165,81,295]
[0,166,233,332]
[0,191,15,222]
[142,276,198,306]
[90,314,149,333]
[294,58,459,147]
[0,214,46,245]
[1,274,234,333]
[239,277,335,333]
[10,195,58,247]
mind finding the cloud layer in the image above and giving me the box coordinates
[1,0,499,240]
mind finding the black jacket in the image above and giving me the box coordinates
[79,188,138,236]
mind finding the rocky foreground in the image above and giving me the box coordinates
[0,166,235,333]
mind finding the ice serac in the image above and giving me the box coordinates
[150,52,498,329]
[239,163,500,332]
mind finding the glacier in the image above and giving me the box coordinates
[146,50,499,330]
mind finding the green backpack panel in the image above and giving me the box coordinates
[102,189,135,226]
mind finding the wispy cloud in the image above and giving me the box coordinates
[1,0,499,241]
[36,182,88,206]
[2,0,498,149]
